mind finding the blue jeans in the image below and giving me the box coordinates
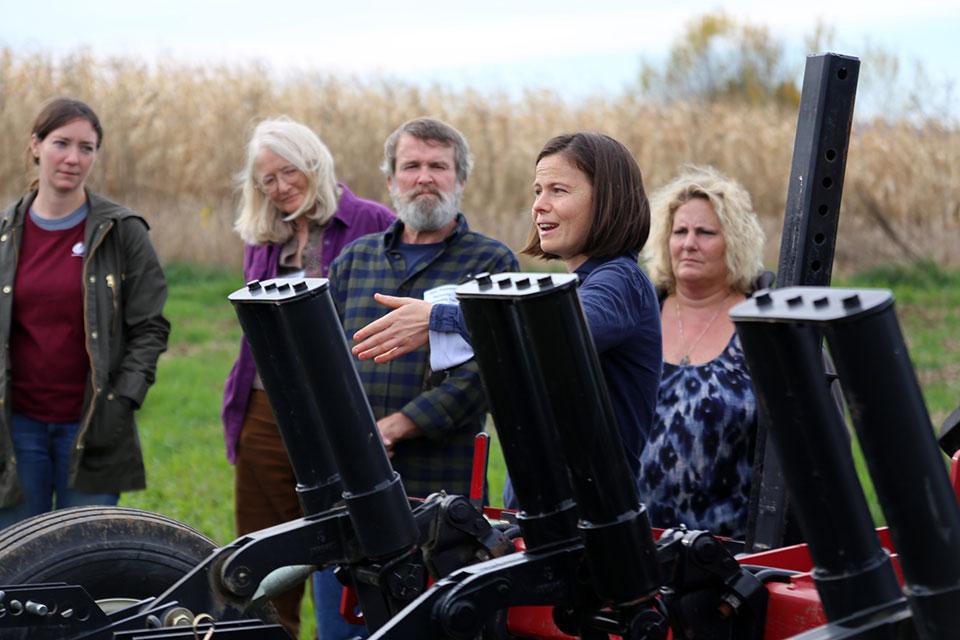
[0,413,118,531]
[502,475,519,510]
[313,567,368,639]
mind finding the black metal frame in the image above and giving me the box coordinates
[746,52,861,552]
[733,286,960,638]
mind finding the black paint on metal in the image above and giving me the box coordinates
[735,286,960,639]
[229,278,418,559]
[229,278,343,516]
[746,52,860,552]
[462,273,661,605]
[732,288,902,622]
[458,272,580,549]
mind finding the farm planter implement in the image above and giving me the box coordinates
[3,53,955,639]
[2,274,957,639]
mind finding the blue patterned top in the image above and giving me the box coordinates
[638,332,756,539]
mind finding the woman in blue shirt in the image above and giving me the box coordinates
[350,132,662,503]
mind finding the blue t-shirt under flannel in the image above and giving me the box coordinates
[396,241,445,280]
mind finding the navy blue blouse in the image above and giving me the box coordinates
[571,256,662,475]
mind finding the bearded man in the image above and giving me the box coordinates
[328,117,518,499]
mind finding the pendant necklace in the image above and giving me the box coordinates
[675,293,729,366]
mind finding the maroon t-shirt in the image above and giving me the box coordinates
[10,209,89,422]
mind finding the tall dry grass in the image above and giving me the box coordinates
[2,48,958,273]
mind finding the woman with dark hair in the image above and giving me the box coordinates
[0,97,169,529]
[349,132,662,502]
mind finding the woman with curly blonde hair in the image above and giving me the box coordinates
[640,165,768,539]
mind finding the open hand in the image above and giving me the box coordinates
[352,294,433,363]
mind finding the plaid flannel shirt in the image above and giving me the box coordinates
[328,214,518,498]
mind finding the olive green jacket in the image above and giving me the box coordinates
[0,190,170,507]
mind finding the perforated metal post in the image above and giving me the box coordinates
[747,52,861,552]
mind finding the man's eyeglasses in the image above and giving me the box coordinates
[258,165,301,193]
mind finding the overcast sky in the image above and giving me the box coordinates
[3,0,957,109]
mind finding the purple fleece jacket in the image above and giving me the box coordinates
[220,184,395,463]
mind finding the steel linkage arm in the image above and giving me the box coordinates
[0,584,109,639]
[656,528,767,639]
[370,540,585,640]
[370,525,771,640]
[118,474,511,636]
[219,508,358,597]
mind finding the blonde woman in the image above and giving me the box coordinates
[221,117,394,637]
[640,165,768,539]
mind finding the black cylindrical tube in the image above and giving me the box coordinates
[516,279,660,604]
[824,299,960,639]
[459,282,578,549]
[733,318,902,621]
[279,282,418,558]
[230,280,342,515]
[230,279,418,558]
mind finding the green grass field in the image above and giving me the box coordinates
[122,261,960,638]
[123,263,246,542]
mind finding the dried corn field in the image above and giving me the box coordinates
[2,49,958,273]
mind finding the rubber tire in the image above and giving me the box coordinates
[0,506,216,599]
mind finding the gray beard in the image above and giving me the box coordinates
[391,184,462,232]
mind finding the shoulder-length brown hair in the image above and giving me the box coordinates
[522,132,650,261]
